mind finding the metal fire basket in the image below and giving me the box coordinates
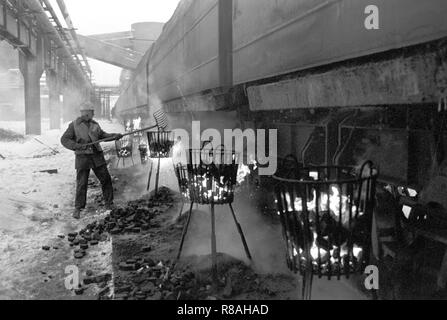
[115,135,135,168]
[146,131,175,194]
[138,144,149,165]
[273,161,378,300]
[175,148,239,205]
[174,147,252,286]
[147,131,175,159]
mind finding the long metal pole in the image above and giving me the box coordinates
[146,159,154,191]
[82,125,158,147]
[229,203,252,260]
[155,155,161,195]
[176,202,194,261]
[211,203,218,288]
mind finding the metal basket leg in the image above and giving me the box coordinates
[302,271,314,300]
[211,203,219,288]
[155,156,161,195]
[229,203,252,260]
[147,160,154,191]
[176,202,195,261]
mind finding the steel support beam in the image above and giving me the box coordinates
[26,0,91,88]
[0,0,38,56]
[88,31,134,49]
[55,0,92,78]
[77,34,143,70]
[247,47,447,110]
[19,36,44,135]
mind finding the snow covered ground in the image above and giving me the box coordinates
[0,119,121,300]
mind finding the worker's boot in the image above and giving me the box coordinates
[72,209,81,220]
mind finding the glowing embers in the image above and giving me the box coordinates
[175,149,239,205]
[115,136,134,158]
[179,171,236,205]
[236,161,257,185]
[288,230,365,277]
[274,164,378,279]
[282,185,362,227]
[147,131,175,159]
[118,146,132,158]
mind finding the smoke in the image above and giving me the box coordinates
[113,66,288,274]
[108,0,289,275]
[0,43,24,123]
[112,101,288,275]
[181,192,290,275]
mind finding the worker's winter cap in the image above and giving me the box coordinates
[80,102,95,111]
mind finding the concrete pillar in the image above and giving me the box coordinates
[47,71,62,130]
[19,37,44,135]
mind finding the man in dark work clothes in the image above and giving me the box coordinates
[61,102,123,219]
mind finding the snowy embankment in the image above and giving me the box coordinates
[0,119,122,300]
[0,120,120,231]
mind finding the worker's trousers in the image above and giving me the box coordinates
[75,165,114,210]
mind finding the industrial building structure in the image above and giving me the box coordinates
[1,0,447,300]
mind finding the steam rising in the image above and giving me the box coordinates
[0,43,24,123]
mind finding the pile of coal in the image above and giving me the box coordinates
[67,231,104,259]
[114,254,260,300]
[67,188,174,260]
[147,187,175,206]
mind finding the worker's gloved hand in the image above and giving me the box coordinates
[114,134,124,141]
[74,143,87,151]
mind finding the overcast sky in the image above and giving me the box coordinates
[52,0,180,86]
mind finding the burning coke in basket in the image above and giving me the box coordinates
[175,148,240,205]
[273,162,378,299]
[147,131,175,159]
[138,144,149,164]
[145,131,175,194]
[174,148,253,288]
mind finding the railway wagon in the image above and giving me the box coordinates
[115,0,447,199]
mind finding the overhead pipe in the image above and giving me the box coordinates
[25,0,92,89]
[55,0,92,77]
[40,0,90,77]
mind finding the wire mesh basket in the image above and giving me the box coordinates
[175,148,239,205]
[115,136,134,159]
[174,147,252,285]
[147,131,175,159]
[273,162,378,281]
[138,143,149,164]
